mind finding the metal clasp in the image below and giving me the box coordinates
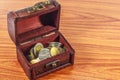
[27,0,51,14]
[45,60,60,69]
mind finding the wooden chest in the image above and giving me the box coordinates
[7,0,75,80]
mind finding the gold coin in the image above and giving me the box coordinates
[34,43,44,57]
[50,46,60,56]
[30,58,40,64]
[45,0,51,5]
[30,48,35,59]
[28,55,33,61]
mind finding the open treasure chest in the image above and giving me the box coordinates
[7,0,75,80]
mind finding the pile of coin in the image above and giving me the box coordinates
[28,42,66,64]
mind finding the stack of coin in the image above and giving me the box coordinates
[28,43,44,64]
[28,42,67,64]
[49,42,66,56]
[49,42,62,47]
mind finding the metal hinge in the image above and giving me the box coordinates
[27,0,51,14]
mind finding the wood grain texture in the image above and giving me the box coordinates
[0,0,120,80]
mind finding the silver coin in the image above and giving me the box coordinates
[38,48,51,61]
[49,42,62,47]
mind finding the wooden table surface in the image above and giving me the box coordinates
[0,0,120,80]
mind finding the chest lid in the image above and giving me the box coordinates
[7,0,60,45]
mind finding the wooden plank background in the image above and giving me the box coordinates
[0,0,120,80]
